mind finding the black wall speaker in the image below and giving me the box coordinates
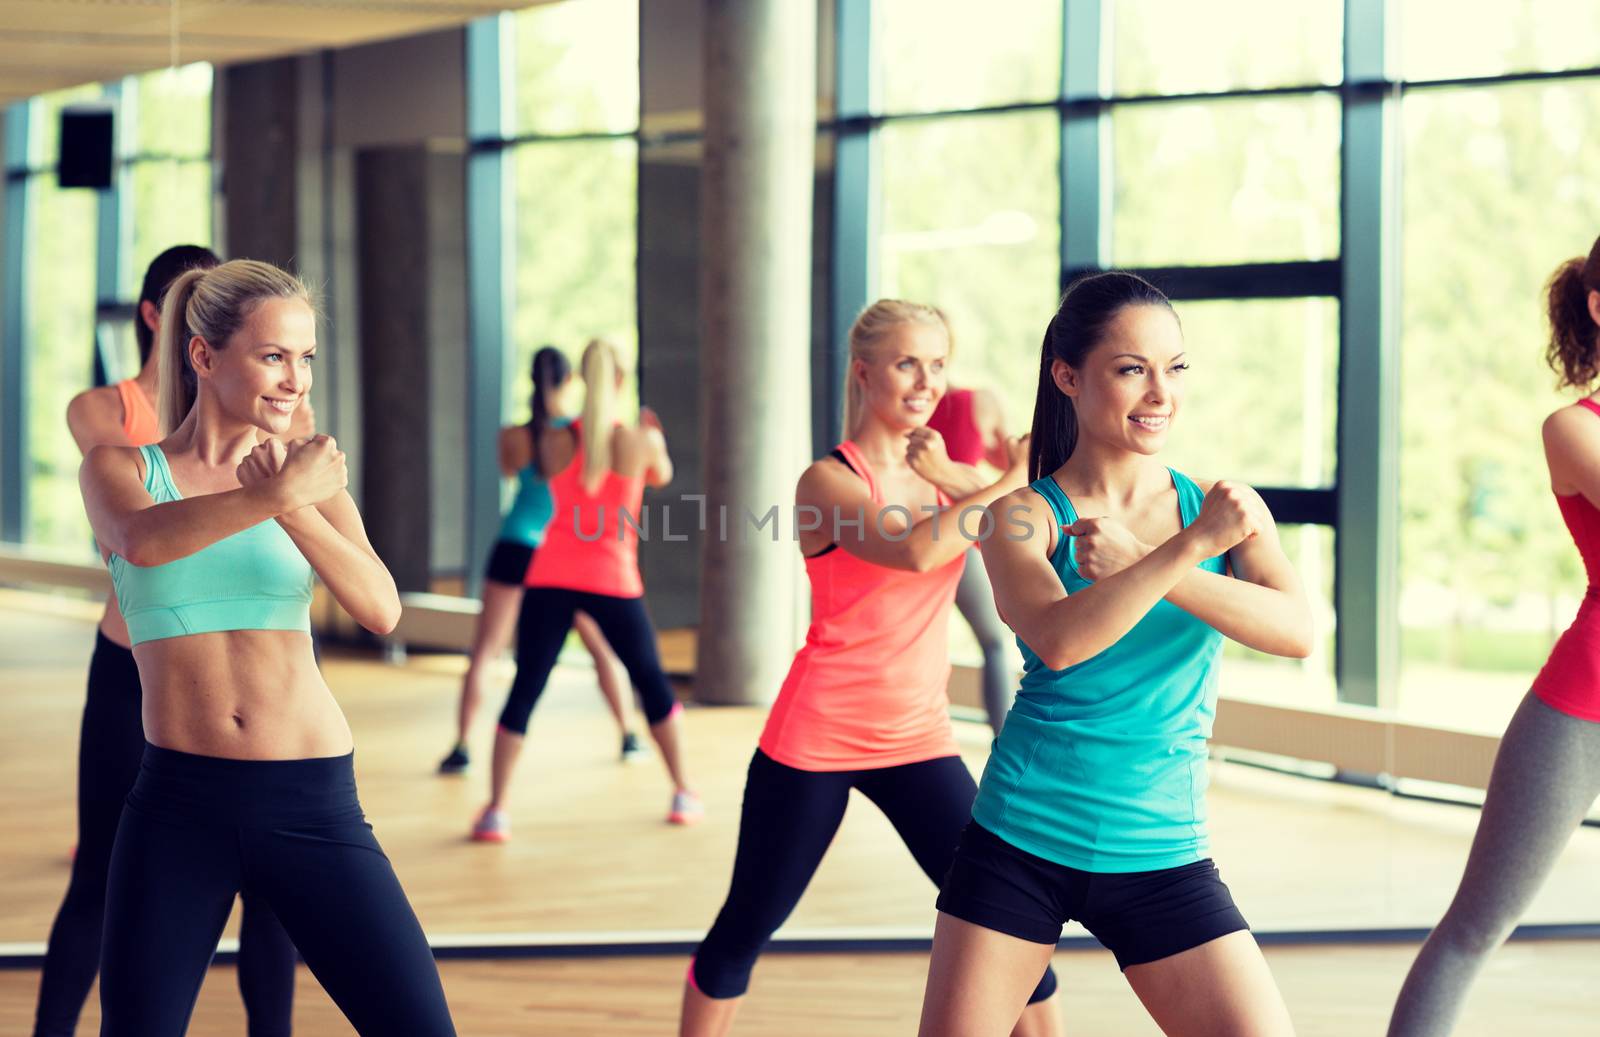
[58,106,114,189]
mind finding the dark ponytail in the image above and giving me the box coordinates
[1546,235,1600,390]
[528,345,571,473]
[1028,271,1174,480]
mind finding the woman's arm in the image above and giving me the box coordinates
[278,493,401,635]
[1065,481,1312,658]
[988,480,1260,669]
[797,445,1029,574]
[638,407,673,487]
[80,445,288,567]
[1163,487,1312,657]
[906,427,989,498]
[238,438,399,634]
[984,491,1215,669]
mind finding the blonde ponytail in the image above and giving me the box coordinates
[155,259,314,434]
[579,339,619,488]
[842,299,953,438]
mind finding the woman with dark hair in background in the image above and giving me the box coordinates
[79,258,455,1035]
[1388,236,1600,1036]
[438,345,641,776]
[37,245,300,1037]
[919,272,1311,1037]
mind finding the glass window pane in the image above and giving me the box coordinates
[1110,0,1343,95]
[26,178,98,551]
[1111,94,1341,266]
[877,0,1061,114]
[1159,297,1337,489]
[511,139,638,422]
[512,0,639,136]
[1401,0,1600,81]
[128,159,213,278]
[1398,79,1600,733]
[879,111,1060,433]
[132,63,212,158]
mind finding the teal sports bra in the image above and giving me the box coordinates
[497,417,572,547]
[972,469,1228,873]
[108,445,314,646]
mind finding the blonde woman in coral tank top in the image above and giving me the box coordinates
[679,301,1062,1037]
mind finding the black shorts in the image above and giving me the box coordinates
[483,540,536,586]
[936,822,1250,970]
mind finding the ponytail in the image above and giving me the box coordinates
[1029,271,1173,480]
[1027,318,1077,481]
[154,259,314,435]
[1546,235,1600,390]
[579,339,618,488]
[155,268,210,435]
[527,345,571,474]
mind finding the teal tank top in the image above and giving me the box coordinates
[108,445,314,646]
[971,469,1227,874]
[496,417,571,547]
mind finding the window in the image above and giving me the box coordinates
[1397,78,1600,732]
[1400,0,1600,81]
[879,111,1060,429]
[1109,0,1342,95]
[876,0,1060,114]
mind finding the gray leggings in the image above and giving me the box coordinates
[1388,691,1600,1036]
[955,546,1013,733]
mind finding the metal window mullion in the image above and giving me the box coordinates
[94,80,128,387]
[824,0,878,451]
[2,102,33,542]
[1061,0,1105,283]
[464,14,514,598]
[1336,0,1401,709]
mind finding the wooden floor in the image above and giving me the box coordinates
[2,940,1596,1036]
[7,591,1600,948]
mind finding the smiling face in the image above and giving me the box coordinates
[1055,304,1186,456]
[854,321,949,431]
[190,296,317,435]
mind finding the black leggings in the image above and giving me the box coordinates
[99,744,456,1037]
[499,586,677,734]
[691,749,1058,1003]
[33,634,296,1037]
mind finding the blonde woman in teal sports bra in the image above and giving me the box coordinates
[918,273,1313,1037]
[78,259,455,1035]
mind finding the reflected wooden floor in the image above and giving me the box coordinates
[7,589,1600,952]
[2,940,1596,1036]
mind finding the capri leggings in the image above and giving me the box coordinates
[33,634,296,1037]
[99,744,456,1037]
[499,586,677,734]
[690,749,1058,1003]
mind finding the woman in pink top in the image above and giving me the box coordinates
[926,384,1018,734]
[680,301,1061,1037]
[1389,235,1600,1034]
[472,339,697,842]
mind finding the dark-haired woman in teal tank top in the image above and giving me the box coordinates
[918,273,1314,1037]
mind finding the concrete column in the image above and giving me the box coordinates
[696,0,816,704]
[222,59,299,268]
[353,144,466,593]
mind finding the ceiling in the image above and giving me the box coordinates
[0,0,558,107]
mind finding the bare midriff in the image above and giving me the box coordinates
[132,629,353,760]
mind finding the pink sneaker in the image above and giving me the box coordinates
[668,790,704,826]
[471,806,510,843]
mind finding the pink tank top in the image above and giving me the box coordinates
[524,423,645,598]
[926,387,985,466]
[1532,398,1600,721]
[758,441,965,771]
[117,379,160,446]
